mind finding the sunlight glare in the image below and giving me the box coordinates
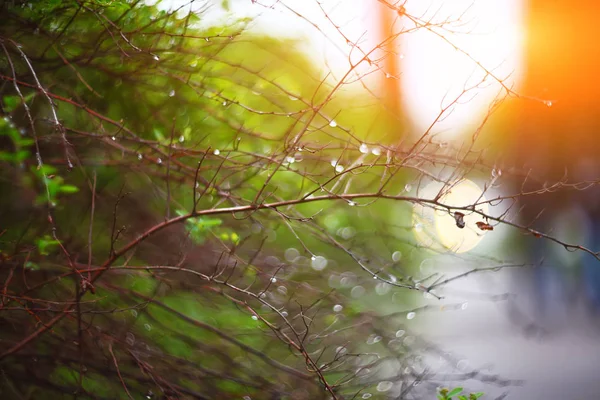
[413,179,489,253]
[401,0,524,140]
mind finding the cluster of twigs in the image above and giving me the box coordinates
[0,1,598,399]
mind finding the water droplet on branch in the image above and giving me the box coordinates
[377,381,393,392]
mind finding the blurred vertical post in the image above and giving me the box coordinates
[511,0,600,318]
[379,1,402,116]
[515,1,600,181]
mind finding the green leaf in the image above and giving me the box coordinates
[153,127,165,141]
[59,184,79,193]
[448,387,463,397]
[24,261,39,270]
[13,150,30,163]
[3,95,20,112]
[36,235,60,256]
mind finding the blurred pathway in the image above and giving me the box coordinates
[417,268,600,399]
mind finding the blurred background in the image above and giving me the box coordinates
[167,0,600,398]
[2,0,600,398]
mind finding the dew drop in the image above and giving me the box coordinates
[153,55,160,61]
[375,282,390,295]
[329,120,337,128]
[333,304,343,312]
[137,153,143,160]
[362,394,372,399]
[414,223,423,233]
[179,135,185,143]
[545,100,553,107]
[335,164,344,173]
[311,256,328,271]
[144,323,152,331]
[371,147,381,156]
[377,381,393,392]
[351,285,366,298]
[157,158,162,164]
[404,184,412,192]
[392,251,402,262]
[126,332,135,346]
[277,286,287,295]
[281,310,288,317]
[111,136,116,141]
[251,315,258,321]
[395,329,405,338]
[367,334,382,345]
[406,311,416,320]
[348,201,356,207]
[359,143,369,154]
[213,149,220,155]
[420,259,435,275]
[270,277,277,283]
[284,248,299,262]
[403,335,416,346]
[461,302,469,310]
[169,90,175,97]
[340,226,355,239]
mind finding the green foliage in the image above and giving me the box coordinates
[0,0,437,399]
[35,234,60,256]
[437,387,485,400]
[0,113,32,164]
[178,210,223,244]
